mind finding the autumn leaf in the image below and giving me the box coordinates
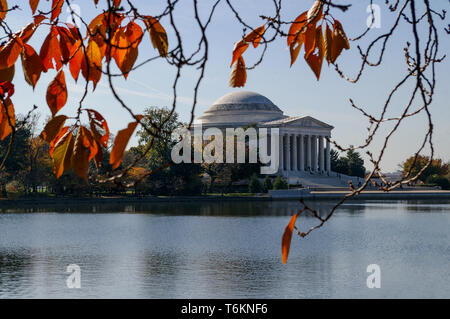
[110,116,143,169]
[111,26,139,79]
[229,56,246,88]
[0,36,24,70]
[29,0,40,14]
[0,98,15,141]
[289,33,303,67]
[69,41,84,82]
[0,80,14,99]
[144,16,168,57]
[80,126,98,161]
[57,26,77,64]
[86,109,109,147]
[49,126,69,157]
[230,39,249,68]
[21,44,43,88]
[86,38,102,69]
[40,115,67,143]
[303,24,316,59]
[287,11,307,47]
[324,24,333,65]
[52,130,74,178]
[0,65,15,82]
[46,70,68,116]
[307,0,323,25]
[71,127,92,181]
[0,0,8,21]
[281,213,299,264]
[51,0,64,22]
[330,20,350,63]
[18,16,45,44]
[305,26,325,80]
[40,27,63,72]
[244,25,265,48]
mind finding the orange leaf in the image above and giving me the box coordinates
[69,41,84,82]
[307,0,323,25]
[52,129,74,178]
[144,16,168,57]
[86,38,102,69]
[0,0,8,21]
[51,0,63,22]
[244,25,265,48]
[49,126,69,157]
[324,23,333,65]
[21,44,43,88]
[110,116,142,169]
[0,65,15,82]
[29,0,39,14]
[289,33,303,67]
[230,39,249,67]
[18,16,45,44]
[229,56,246,88]
[40,115,67,143]
[0,98,15,140]
[46,70,68,116]
[87,109,109,147]
[39,27,63,72]
[303,24,316,59]
[0,36,24,70]
[111,26,138,79]
[287,11,307,47]
[71,127,91,181]
[281,213,299,264]
[305,26,325,80]
[80,126,98,162]
[330,20,350,63]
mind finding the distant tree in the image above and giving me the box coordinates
[273,176,288,190]
[401,155,449,183]
[248,174,262,193]
[425,175,450,190]
[346,149,366,178]
[262,176,273,193]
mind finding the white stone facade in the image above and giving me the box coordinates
[197,91,333,176]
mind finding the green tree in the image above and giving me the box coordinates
[262,176,273,192]
[425,175,450,190]
[248,173,262,193]
[346,149,366,178]
[273,176,288,190]
[401,155,449,183]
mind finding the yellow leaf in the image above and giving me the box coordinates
[145,16,168,57]
[52,130,74,178]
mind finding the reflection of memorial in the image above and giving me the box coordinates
[197,91,334,176]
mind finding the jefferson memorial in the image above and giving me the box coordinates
[197,91,333,176]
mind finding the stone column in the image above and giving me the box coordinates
[286,134,291,171]
[312,135,318,172]
[279,132,284,172]
[326,137,331,172]
[292,134,297,171]
[319,136,324,172]
[299,134,304,171]
[306,135,311,171]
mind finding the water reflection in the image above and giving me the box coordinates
[0,200,449,298]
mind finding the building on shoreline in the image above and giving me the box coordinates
[196,91,334,177]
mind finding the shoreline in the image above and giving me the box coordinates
[1,190,450,207]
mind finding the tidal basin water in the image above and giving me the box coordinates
[0,200,449,298]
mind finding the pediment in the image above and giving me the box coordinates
[261,116,333,129]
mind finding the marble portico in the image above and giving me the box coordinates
[197,91,333,176]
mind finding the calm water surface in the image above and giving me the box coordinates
[0,200,449,298]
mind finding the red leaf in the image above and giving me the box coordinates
[110,116,143,169]
[46,70,68,116]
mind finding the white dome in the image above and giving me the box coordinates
[198,91,285,126]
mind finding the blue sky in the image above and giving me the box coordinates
[5,0,450,172]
